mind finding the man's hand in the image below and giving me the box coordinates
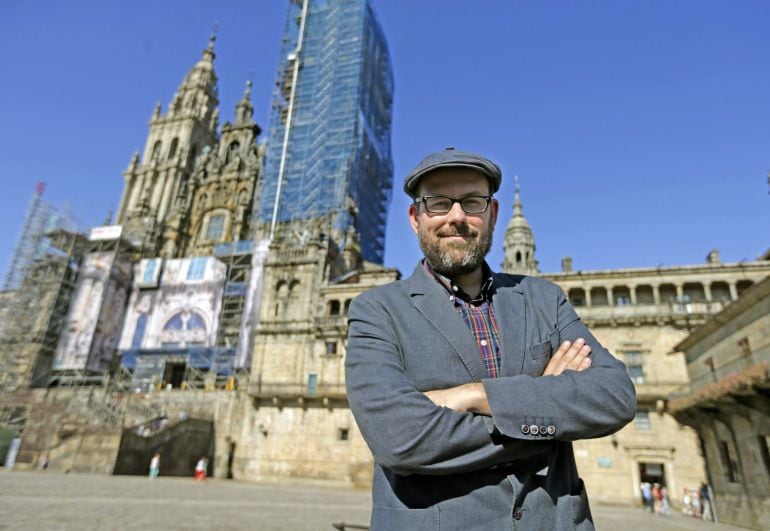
[424,382,490,415]
[543,338,592,376]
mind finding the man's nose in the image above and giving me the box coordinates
[445,201,467,223]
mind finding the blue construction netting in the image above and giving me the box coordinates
[258,0,394,264]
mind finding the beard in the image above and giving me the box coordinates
[418,218,493,277]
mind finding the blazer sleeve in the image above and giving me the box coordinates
[483,286,637,441]
[345,295,551,476]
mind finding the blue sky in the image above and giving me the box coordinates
[1,0,768,280]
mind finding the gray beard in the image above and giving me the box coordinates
[418,221,493,278]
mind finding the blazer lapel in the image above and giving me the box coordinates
[492,275,527,376]
[407,266,487,381]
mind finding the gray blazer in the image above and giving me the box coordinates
[345,264,636,530]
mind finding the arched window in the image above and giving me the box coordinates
[515,251,522,265]
[151,140,162,161]
[168,137,179,160]
[206,214,226,241]
[226,141,240,163]
[328,300,341,316]
[189,145,198,168]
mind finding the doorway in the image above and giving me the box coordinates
[639,461,666,486]
[163,363,186,389]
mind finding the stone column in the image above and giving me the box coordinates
[630,286,637,305]
[585,288,592,307]
[703,283,713,302]
[607,287,614,306]
[676,284,684,302]
[728,282,738,301]
[652,285,660,305]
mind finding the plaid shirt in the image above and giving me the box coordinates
[423,261,502,378]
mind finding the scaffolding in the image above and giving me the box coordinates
[3,183,78,290]
[258,0,394,263]
[0,228,87,393]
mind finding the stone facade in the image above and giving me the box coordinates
[116,36,262,259]
[669,277,770,529]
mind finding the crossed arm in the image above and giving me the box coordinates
[423,339,593,414]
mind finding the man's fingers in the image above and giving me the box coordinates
[543,338,592,376]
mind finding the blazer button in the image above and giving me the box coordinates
[539,426,547,436]
[513,506,523,520]
[521,424,530,435]
[547,425,556,435]
[529,425,539,435]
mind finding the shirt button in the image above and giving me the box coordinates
[513,507,523,520]
[452,285,458,292]
[480,339,487,347]
[449,295,455,301]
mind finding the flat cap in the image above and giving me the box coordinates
[403,147,502,198]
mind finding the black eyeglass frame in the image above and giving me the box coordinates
[413,195,494,214]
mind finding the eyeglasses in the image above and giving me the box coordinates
[414,195,493,214]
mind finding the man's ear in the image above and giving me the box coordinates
[408,203,420,235]
[490,198,499,227]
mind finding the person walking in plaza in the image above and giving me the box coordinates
[148,452,160,479]
[700,482,713,521]
[345,148,636,530]
[194,456,208,482]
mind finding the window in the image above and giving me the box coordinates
[187,257,206,280]
[142,259,157,284]
[719,440,739,483]
[307,373,318,396]
[634,410,652,431]
[758,435,770,479]
[168,137,179,160]
[206,214,226,241]
[328,300,341,316]
[625,351,644,384]
[338,428,349,441]
[738,337,751,356]
[325,341,337,355]
[226,141,240,163]
[150,140,162,161]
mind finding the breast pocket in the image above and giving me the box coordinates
[525,330,559,375]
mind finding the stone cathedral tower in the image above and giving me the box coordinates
[116,35,262,258]
[502,179,539,275]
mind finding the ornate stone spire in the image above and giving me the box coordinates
[165,33,220,124]
[502,176,538,275]
[235,80,255,126]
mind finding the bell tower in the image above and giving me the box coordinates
[116,35,220,255]
[502,177,539,275]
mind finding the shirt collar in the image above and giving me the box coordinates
[422,260,495,304]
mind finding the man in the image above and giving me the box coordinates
[345,148,636,530]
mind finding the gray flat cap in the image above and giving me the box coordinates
[403,147,502,198]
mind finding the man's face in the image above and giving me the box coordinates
[408,167,499,277]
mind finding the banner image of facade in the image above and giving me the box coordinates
[118,257,227,391]
[53,251,131,372]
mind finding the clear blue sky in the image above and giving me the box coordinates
[1,0,768,280]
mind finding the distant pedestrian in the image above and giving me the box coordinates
[149,453,160,479]
[660,486,671,516]
[700,482,713,521]
[652,483,663,514]
[194,457,208,482]
[641,482,654,512]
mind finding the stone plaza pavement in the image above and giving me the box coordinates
[0,470,747,530]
